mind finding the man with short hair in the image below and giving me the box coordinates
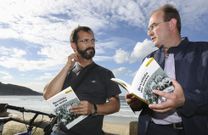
[126,4,208,135]
[44,26,121,135]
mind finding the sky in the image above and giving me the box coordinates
[0,0,208,94]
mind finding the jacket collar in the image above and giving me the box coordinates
[154,37,189,69]
[167,37,189,54]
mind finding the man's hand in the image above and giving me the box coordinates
[70,101,94,115]
[125,93,144,111]
[65,53,79,71]
[149,80,185,112]
[43,53,79,100]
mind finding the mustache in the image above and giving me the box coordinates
[84,47,94,52]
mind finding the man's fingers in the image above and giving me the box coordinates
[149,98,175,112]
[126,93,135,98]
[71,106,85,114]
[151,107,171,113]
[153,90,172,99]
[149,103,171,112]
[70,105,81,111]
[149,102,166,110]
[74,101,93,115]
[126,99,131,104]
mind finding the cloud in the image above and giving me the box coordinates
[0,0,147,72]
[130,39,157,63]
[38,45,71,60]
[178,1,208,32]
[109,0,146,27]
[94,55,112,62]
[0,46,26,58]
[0,45,70,71]
[95,40,119,55]
[0,0,207,46]
[0,71,13,80]
[1,0,207,68]
[113,39,157,64]
[0,0,208,92]
[36,73,54,81]
[113,49,129,64]
[0,0,148,45]
[112,67,132,78]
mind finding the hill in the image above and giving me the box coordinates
[0,82,42,95]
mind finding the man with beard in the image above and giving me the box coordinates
[43,26,121,135]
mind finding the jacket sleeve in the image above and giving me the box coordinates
[177,46,208,117]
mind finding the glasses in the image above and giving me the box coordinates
[78,38,96,45]
[147,21,168,32]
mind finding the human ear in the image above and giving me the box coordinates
[71,42,77,52]
[169,18,177,30]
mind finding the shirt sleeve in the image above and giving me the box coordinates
[105,70,121,98]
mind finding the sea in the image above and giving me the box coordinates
[0,96,139,123]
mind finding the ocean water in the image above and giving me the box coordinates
[0,96,139,119]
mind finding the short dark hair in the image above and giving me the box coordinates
[153,4,181,33]
[70,26,94,43]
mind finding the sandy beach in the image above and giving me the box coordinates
[103,116,138,135]
[2,115,138,135]
[103,121,129,135]
[3,121,137,135]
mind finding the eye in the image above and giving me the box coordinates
[148,23,157,31]
[79,38,96,44]
[83,39,89,43]
[79,39,89,43]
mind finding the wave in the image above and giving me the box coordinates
[0,95,139,118]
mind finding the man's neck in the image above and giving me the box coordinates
[164,35,182,52]
[163,48,169,57]
[78,59,93,68]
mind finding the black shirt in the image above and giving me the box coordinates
[62,62,121,135]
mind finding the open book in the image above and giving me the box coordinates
[46,86,87,129]
[111,57,174,104]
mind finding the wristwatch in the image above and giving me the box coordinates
[92,104,97,115]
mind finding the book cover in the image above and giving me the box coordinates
[46,86,87,129]
[111,57,174,104]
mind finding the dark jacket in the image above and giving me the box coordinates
[138,37,208,135]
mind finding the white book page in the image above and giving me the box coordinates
[47,87,86,129]
[47,87,77,109]
[131,58,149,99]
[110,78,133,93]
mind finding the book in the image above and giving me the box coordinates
[111,57,174,104]
[46,86,87,129]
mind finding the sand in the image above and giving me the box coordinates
[103,121,129,135]
[1,113,138,135]
[103,116,138,135]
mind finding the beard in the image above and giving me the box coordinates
[77,47,95,60]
